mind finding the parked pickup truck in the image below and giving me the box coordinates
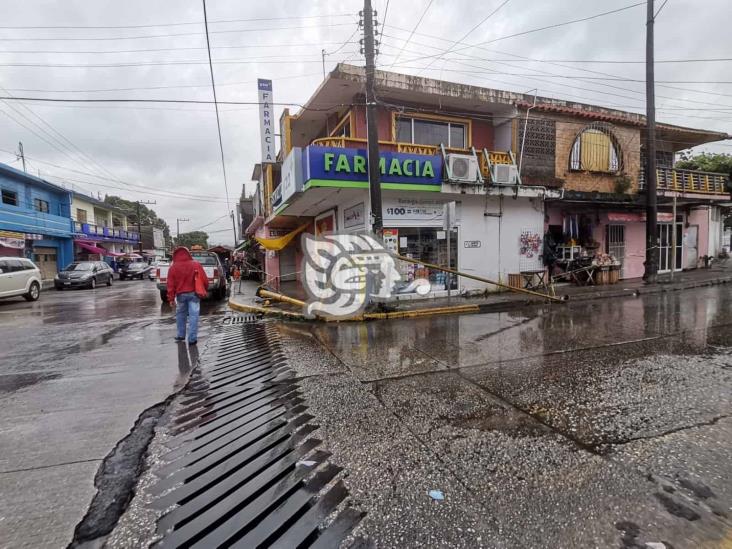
[156,251,227,302]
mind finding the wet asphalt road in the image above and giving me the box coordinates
[272,284,732,548]
[0,279,227,548]
[1,281,731,548]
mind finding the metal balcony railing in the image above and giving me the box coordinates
[310,137,514,180]
[639,167,729,195]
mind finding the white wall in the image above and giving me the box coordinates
[708,206,722,256]
[455,194,544,292]
[329,189,545,295]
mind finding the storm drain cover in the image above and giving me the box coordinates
[149,317,362,548]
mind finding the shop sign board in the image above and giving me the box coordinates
[0,230,25,239]
[303,146,442,191]
[343,202,365,229]
[608,212,674,223]
[464,240,481,248]
[383,197,446,223]
[0,236,24,249]
[257,79,276,164]
[277,147,304,207]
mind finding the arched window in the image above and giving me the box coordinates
[569,123,622,173]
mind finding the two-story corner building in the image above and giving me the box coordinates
[251,64,562,297]
[70,192,140,261]
[520,101,731,278]
[0,161,74,280]
[249,64,730,296]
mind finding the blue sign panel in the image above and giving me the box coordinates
[304,146,443,191]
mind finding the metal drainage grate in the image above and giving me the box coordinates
[150,321,362,548]
[222,314,260,325]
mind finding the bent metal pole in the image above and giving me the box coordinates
[392,253,565,303]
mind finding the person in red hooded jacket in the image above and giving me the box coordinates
[167,246,209,345]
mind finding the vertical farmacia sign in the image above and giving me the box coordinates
[257,79,275,163]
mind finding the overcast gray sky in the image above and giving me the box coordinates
[0,0,730,243]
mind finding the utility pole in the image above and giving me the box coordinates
[17,141,26,172]
[230,210,238,247]
[176,217,190,243]
[362,0,383,234]
[643,0,659,283]
[135,200,156,254]
[322,48,327,80]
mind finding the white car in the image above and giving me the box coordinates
[0,257,43,301]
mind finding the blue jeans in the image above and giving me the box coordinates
[176,292,200,342]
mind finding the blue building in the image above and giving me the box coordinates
[0,162,74,280]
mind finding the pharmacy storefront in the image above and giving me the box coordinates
[275,145,549,296]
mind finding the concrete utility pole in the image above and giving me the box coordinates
[362,0,383,234]
[230,210,238,247]
[135,200,156,254]
[17,141,26,172]
[643,0,659,283]
[176,217,189,242]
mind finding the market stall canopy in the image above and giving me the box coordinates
[75,240,108,254]
[255,224,309,251]
[105,251,126,257]
[122,253,143,259]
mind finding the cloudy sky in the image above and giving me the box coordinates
[0,0,729,243]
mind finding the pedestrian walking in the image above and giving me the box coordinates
[167,246,209,345]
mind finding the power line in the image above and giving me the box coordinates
[0,40,361,55]
[201,0,233,245]
[0,96,359,110]
[417,0,511,76]
[0,147,232,200]
[0,57,358,68]
[1,71,325,94]
[379,32,732,108]
[381,26,732,102]
[654,0,670,18]
[386,0,434,69]
[193,213,231,231]
[0,97,118,184]
[391,2,646,66]
[0,22,356,41]
[0,13,356,30]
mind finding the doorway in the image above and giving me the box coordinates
[685,225,699,269]
[278,246,297,282]
[658,223,682,273]
[606,224,626,278]
[33,247,58,280]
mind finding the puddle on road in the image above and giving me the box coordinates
[447,407,548,438]
[0,372,61,393]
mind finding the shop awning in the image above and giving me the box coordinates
[106,250,126,257]
[75,240,108,254]
[255,223,309,251]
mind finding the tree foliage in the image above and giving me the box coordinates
[676,151,732,176]
[174,231,209,249]
[676,153,732,228]
[103,195,172,247]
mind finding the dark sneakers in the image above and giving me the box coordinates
[188,340,197,346]
[174,336,185,342]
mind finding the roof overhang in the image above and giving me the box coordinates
[291,63,522,148]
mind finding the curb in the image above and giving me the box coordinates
[229,274,732,321]
[475,275,732,313]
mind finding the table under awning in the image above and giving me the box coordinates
[75,240,108,254]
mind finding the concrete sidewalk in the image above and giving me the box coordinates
[229,264,732,317]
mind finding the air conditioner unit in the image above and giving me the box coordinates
[447,154,480,183]
[491,163,519,185]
